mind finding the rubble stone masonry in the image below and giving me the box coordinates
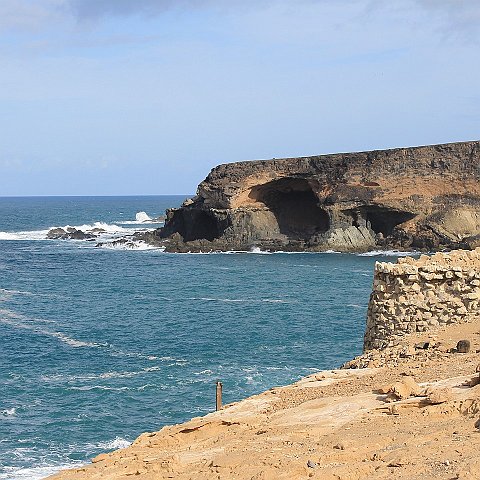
[364,249,480,350]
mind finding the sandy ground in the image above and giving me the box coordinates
[48,319,480,480]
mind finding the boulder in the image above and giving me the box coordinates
[383,376,422,401]
[46,228,67,239]
[46,227,95,240]
[425,386,454,404]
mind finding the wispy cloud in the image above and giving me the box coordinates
[65,0,201,20]
[2,1,479,43]
[64,0,274,21]
[0,0,63,32]
[410,1,480,42]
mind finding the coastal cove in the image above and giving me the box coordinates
[0,196,403,480]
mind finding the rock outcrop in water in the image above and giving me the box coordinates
[143,140,480,252]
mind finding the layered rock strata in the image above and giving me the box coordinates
[143,140,480,252]
[364,249,480,350]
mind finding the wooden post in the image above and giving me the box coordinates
[216,381,223,411]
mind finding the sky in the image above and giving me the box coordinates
[0,0,479,195]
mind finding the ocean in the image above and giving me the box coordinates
[0,196,409,479]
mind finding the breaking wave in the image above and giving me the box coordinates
[0,462,85,480]
[358,250,419,257]
[98,240,164,251]
[117,211,164,225]
[0,222,152,242]
[0,230,49,241]
[97,437,131,450]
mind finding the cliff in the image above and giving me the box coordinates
[143,140,480,252]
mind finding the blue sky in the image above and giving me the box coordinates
[1,0,479,195]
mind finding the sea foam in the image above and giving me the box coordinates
[1,408,16,417]
[358,250,419,257]
[0,462,84,480]
[97,437,131,450]
[98,240,163,251]
[117,211,164,225]
[0,222,146,242]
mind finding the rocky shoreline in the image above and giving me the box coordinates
[48,249,480,479]
[138,140,480,254]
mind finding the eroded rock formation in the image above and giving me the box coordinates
[144,140,480,252]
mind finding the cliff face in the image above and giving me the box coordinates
[146,140,480,252]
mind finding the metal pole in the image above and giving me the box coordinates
[216,381,223,411]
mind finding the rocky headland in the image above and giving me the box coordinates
[48,249,480,480]
[139,140,480,253]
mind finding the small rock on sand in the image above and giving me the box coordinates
[456,340,471,353]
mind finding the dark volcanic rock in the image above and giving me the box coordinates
[142,140,480,253]
[47,228,68,239]
[47,227,95,240]
[456,340,471,353]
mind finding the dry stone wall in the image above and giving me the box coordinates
[364,249,480,350]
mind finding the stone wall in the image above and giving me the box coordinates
[364,249,480,350]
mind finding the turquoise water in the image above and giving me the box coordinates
[0,196,400,479]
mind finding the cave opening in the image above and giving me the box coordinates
[182,210,221,242]
[249,178,330,240]
[363,207,415,236]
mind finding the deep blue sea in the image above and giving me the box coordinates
[0,196,409,479]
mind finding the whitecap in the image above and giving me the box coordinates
[109,350,161,361]
[0,310,102,348]
[250,247,272,254]
[42,366,161,383]
[358,250,419,257]
[0,462,85,480]
[174,249,339,255]
[1,407,16,417]
[0,308,56,324]
[97,437,131,450]
[98,240,164,251]
[187,297,289,304]
[0,221,148,242]
[261,299,290,303]
[117,211,164,225]
[49,332,101,348]
[0,289,56,301]
[137,384,157,391]
[68,385,131,391]
[157,356,189,362]
[0,229,49,241]
[136,211,152,223]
